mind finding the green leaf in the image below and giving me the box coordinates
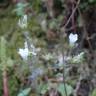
[68,52,85,64]
[0,37,14,70]
[16,3,29,8]
[39,83,49,95]
[17,88,31,96]
[57,83,73,96]
[7,58,14,67]
[88,0,96,3]
[13,3,29,16]
[91,88,96,96]
[0,37,6,62]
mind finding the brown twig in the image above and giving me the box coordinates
[64,0,80,28]
[72,2,76,33]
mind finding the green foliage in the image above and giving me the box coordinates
[29,0,41,12]
[38,83,49,95]
[13,3,29,16]
[0,37,14,71]
[57,83,73,96]
[88,0,96,3]
[79,0,96,11]
[0,0,95,95]
[17,88,31,96]
[68,52,85,64]
[38,82,73,96]
[0,37,6,63]
[8,69,20,96]
[91,89,96,96]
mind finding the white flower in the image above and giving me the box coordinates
[18,41,41,59]
[18,48,29,60]
[69,33,78,44]
[18,15,27,29]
